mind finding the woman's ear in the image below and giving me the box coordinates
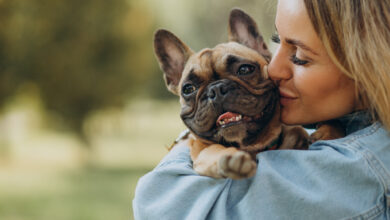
[228,8,272,62]
[154,29,193,95]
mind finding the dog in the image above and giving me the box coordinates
[154,9,344,179]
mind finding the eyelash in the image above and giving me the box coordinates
[271,34,280,44]
[271,34,309,66]
[290,55,309,65]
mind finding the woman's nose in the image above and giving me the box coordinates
[268,46,292,83]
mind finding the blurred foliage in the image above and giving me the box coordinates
[0,0,157,134]
[0,0,276,136]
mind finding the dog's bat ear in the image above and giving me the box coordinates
[154,29,193,95]
[228,8,272,62]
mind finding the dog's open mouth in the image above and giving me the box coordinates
[216,112,263,127]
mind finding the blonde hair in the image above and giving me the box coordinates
[304,0,390,130]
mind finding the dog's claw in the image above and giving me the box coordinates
[218,151,257,179]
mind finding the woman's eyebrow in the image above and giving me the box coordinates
[274,26,319,56]
[285,38,319,56]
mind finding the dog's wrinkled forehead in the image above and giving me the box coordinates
[179,42,268,88]
[181,49,213,85]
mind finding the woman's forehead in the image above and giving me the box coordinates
[276,0,323,56]
[276,0,310,33]
[277,0,306,16]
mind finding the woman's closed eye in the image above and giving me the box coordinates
[271,34,310,66]
[290,55,309,65]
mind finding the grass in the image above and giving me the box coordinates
[0,98,186,220]
[0,166,151,220]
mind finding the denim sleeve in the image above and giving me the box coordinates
[133,141,385,220]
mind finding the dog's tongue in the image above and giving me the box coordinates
[217,112,240,122]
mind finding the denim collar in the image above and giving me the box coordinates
[336,111,374,135]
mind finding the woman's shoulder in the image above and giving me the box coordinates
[314,122,389,152]
[310,122,390,182]
[310,121,387,147]
[248,123,389,219]
[310,122,389,155]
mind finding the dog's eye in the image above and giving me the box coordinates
[182,83,197,95]
[237,64,255,76]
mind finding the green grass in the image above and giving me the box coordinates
[0,99,187,220]
[0,166,151,220]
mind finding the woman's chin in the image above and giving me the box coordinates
[280,109,295,125]
[280,109,307,126]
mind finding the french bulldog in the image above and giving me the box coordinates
[153,9,343,179]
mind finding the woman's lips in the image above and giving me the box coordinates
[279,89,298,106]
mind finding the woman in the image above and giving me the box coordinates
[133,0,390,219]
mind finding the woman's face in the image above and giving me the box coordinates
[268,0,358,125]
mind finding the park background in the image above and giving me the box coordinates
[0,0,276,219]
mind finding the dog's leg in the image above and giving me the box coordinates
[280,121,345,150]
[309,120,345,143]
[190,138,257,179]
[279,125,310,150]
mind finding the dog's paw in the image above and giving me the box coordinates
[218,151,257,179]
[309,121,345,144]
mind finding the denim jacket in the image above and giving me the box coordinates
[133,112,390,220]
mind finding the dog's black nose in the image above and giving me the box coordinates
[208,81,229,100]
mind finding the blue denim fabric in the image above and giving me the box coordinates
[133,112,390,220]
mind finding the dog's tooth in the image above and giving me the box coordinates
[218,114,244,126]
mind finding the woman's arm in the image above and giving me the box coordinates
[133,138,384,220]
[133,141,230,219]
